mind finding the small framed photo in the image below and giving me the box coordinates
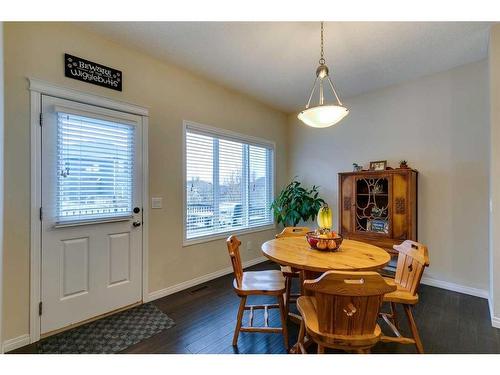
[369,160,387,171]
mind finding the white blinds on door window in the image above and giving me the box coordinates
[185,125,274,241]
[56,112,135,223]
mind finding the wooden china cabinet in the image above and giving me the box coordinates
[338,168,418,272]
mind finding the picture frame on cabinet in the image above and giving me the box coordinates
[369,160,387,171]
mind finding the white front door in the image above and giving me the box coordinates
[40,95,143,335]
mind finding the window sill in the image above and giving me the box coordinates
[183,224,276,247]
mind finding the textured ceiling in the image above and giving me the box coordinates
[79,22,492,113]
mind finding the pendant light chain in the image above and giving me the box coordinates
[319,21,325,65]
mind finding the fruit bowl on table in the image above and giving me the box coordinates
[306,231,343,252]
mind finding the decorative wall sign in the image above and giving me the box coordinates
[64,54,122,91]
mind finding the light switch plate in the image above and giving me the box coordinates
[151,197,163,209]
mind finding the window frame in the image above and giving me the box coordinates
[182,120,276,246]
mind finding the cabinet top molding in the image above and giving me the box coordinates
[339,168,418,176]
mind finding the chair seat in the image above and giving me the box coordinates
[233,270,285,295]
[297,296,382,349]
[382,277,419,304]
[280,265,300,277]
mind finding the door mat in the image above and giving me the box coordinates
[38,303,175,354]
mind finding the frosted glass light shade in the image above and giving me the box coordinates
[298,105,349,128]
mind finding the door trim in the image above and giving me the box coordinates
[29,78,149,343]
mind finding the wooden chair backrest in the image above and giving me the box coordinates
[303,271,396,336]
[226,235,243,288]
[393,240,430,295]
[275,226,311,238]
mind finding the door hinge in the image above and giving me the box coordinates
[39,207,43,221]
[39,113,43,127]
[38,302,43,316]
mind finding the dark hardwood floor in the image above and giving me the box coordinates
[11,261,500,354]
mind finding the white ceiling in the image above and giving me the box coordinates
[80,22,492,113]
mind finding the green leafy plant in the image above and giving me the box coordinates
[270,179,326,227]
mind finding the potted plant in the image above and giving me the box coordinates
[270,179,325,227]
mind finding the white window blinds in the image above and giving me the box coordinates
[56,112,135,223]
[185,124,274,241]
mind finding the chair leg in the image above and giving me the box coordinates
[232,296,247,346]
[390,302,399,330]
[299,271,305,295]
[403,304,424,354]
[296,320,306,354]
[317,344,325,354]
[285,276,292,316]
[277,294,289,351]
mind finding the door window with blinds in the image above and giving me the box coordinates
[56,112,135,223]
[184,122,274,242]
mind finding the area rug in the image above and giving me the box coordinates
[38,303,175,354]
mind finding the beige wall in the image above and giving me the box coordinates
[288,60,490,291]
[489,24,500,325]
[2,22,288,341]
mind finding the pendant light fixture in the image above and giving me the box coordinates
[298,22,349,128]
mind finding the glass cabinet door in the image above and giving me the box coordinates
[355,177,391,235]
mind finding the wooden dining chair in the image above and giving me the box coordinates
[275,226,310,315]
[226,235,289,350]
[296,270,396,354]
[379,240,430,353]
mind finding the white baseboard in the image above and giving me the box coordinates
[2,334,30,353]
[144,256,268,303]
[489,297,500,329]
[491,317,500,329]
[421,276,489,299]
[144,259,490,303]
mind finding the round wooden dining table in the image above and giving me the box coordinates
[262,236,391,352]
[261,236,391,281]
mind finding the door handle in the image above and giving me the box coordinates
[133,221,142,227]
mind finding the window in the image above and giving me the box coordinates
[56,112,135,223]
[184,122,274,242]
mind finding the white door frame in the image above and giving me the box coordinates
[28,78,149,343]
